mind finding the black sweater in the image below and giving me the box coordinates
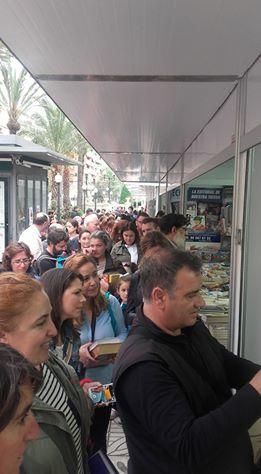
[113,310,261,474]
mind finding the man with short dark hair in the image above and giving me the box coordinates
[141,217,159,236]
[123,231,173,330]
[36,228,68,275]
[135,211,149,237]
[159,213,187,249]
[19,212,49,260]
[113,248,261,474]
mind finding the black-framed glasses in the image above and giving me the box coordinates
[12,258,31,265]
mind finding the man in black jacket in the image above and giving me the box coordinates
[113,248,261,474]
[36,228,68,275]
[123,231,173,326]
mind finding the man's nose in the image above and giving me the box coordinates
[196,294,206,308]
[47,318,58,337]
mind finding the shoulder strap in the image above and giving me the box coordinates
[104,292,117,336]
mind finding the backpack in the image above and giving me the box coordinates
[33,254,67,277]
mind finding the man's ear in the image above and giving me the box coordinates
[151,287,167,308]
[0,331,8,344]
[171,225,177,236]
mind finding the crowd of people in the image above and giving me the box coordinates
[0,205,260,474]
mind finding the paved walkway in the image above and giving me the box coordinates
[108,418,129,473]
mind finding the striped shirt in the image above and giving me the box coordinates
[37,364,84,474]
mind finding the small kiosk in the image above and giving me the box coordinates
[0,135,74,255]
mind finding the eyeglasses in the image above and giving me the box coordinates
[12,258,31,265]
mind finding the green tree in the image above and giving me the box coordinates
[22,99,82,206]
[119,184,132,204]
[96,168,122,203]
[76,141,91,209]
[0,60,43,134]
[0,41,12,63]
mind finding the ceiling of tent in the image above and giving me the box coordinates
[1,0,261,186]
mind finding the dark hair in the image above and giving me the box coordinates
[2,242,33,271]
[0,344,42,431]
[121,221,139,243]
[140,248,202,300]
[90,230,109,247]
[78,227,91,251]
[141,217,159,227]
[155,210,165,218]
[116,273,132,290]
[41,268,83,342]
[78,227,91,239]
[33,212,49,226]
[66,218,79,234]
[140,230,173,255]
[47,228,69,245]
[111,220,129,243]
[137,211,149,219]
[158,214,187,235]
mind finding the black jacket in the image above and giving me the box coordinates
[113,308,261,474]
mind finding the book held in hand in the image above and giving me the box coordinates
[88,449,119,473]
[89,337,122,359]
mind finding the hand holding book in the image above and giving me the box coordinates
[79,338,122,368]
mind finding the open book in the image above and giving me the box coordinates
[89,337,122,359]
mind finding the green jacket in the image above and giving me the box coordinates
[22,353,92,474]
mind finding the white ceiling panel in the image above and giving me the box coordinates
[1,0,261,183]
[37,80,234,181]
[1,0,261,76]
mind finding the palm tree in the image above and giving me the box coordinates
[76,141,90,209]
[22,99,87,207]
[0,60,43,134]
[0,41,12,63]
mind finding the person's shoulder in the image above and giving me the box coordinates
[37,250,53,261]
[112,240,122,251]
[108,293,121,306]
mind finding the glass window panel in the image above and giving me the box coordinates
[42,181,47,212]
[17,178,26,235]
[242,145,261,363]
[184,159,234,348]
[27,180,34,225]
[35,180,41,212]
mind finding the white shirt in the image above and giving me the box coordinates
[19,224,43,260]
[126,243,138,264]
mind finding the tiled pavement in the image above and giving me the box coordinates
[107,418,129,473]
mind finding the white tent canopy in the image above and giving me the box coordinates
[1,0,261,187]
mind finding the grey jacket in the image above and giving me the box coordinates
[111,240,141,265]
[22,353,92,474]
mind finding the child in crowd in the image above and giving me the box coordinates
[117,274,131,308]
[116,274,132,330]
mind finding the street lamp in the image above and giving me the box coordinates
[82,183,87,212]
[54,172,62,221]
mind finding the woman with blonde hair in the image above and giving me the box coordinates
[65,253,127,453]
[0,272,91,474]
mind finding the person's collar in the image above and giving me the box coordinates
[136,305,187,344]
[33,224,42,237]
